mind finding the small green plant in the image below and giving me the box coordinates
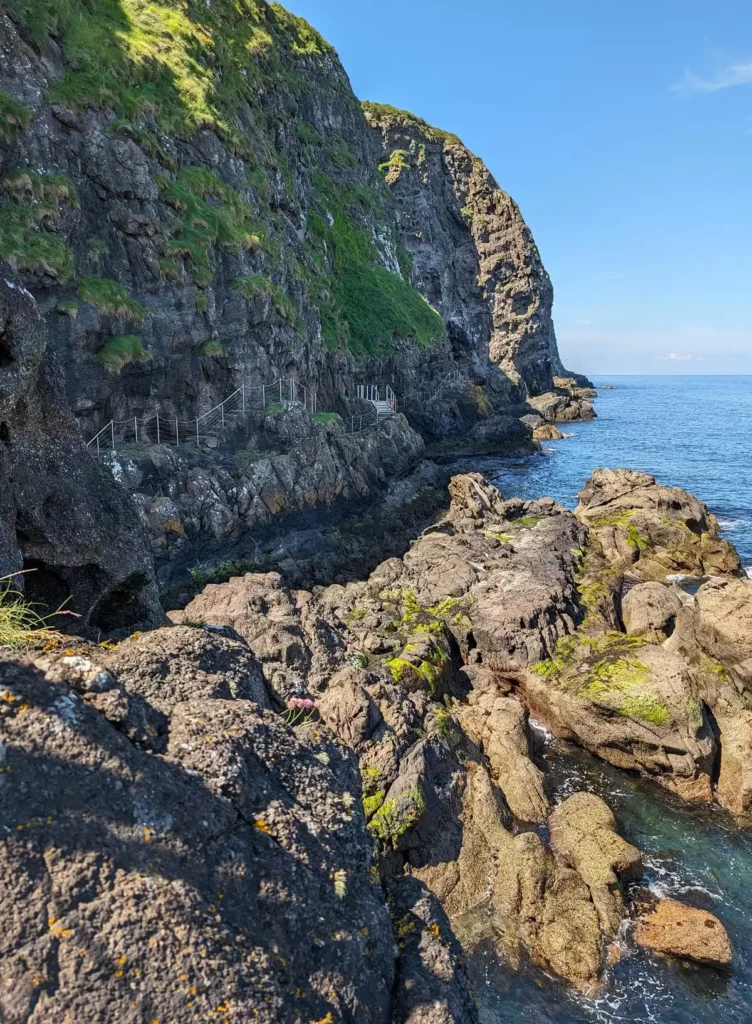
[0,574,63,649]
[1,170,78,206]
[264,401,284,417]
[0,91,32,142]
[378,149,410,182]
[96,335,151,373]
[200,340,224,357]
[515,516,542,529]
[188,558,256,588]
[348,651,369,669]
[78,277,145,320]
[0,169,76,281]
[195,293,209,312]
[56,301,79,318]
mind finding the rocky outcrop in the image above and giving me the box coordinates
[3,465,745,1016]
[549,793,642,937]
[363,103,587,398]
[575,469,741,580]
[635,898,732,967]
[0,271,161,628]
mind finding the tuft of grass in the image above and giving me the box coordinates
[158,168,263,287]
[313,412,343,426]
[200,340,224,357]
[78,277,145,320]
[0,574,63,650]
[56,300,79,318]
[2,170,79,207]
[96,335,151,373]
[378,149,410,183]
[0,91,32,141]
[0,169,77,281]
[232,274,297,323]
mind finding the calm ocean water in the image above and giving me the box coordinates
[459,376,752,1023]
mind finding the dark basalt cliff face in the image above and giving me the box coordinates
[0,0,590,615]
[0,0,581,433]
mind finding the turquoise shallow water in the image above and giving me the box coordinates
[460,376,752,1022]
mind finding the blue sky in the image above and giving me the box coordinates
[285,0,752,374]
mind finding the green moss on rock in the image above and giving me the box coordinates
[78,277,145,320]
[0,91,32,141]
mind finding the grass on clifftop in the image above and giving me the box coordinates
[362,100,463,147]
[5,0,332,148]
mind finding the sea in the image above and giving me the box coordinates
[460,375,752,1023]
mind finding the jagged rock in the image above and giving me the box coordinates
[622,582,683,641]
[493,829,603,993]
[549,793,642,937]
[387,876,479,1024]
[533,423,565,441]
[448,472,506,520]
[715,711,752,815]
[104,624,269,713]
[575,469,741,580]
[0,650,396,1022]
[635,899,732,966]
[528,391,596,423]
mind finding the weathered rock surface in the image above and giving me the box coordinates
[0,646,396,1023]
[693,577,752,689]
[622,582,683,641]
[549,793,642,937]
[528,390,596,423]
[523,639,717,802]
[533,423,565,441]
[635,899,732,967]
[363,105,588,399]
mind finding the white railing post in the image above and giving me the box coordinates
[221,403,225,429]
[242,385,245,413]
[279,379,282,402]
[156,415,160,446]
[134,417,138,444]
[196,418,199,447]
[96,435,100,459]
[111,422,115,450]
[176,418,179,446]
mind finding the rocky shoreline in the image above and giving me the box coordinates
[1,466,748,1020]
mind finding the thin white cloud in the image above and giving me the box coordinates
[574,318,590,326]
[673,61,752,96]
[658,353,697,361]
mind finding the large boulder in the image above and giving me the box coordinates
[622,582,683,641]
[456,685,548,822]
[549,793,642,937]
[635,899,732,967]
[715,711,752,815]
[575,469,740,580]
[693,577,752,689]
